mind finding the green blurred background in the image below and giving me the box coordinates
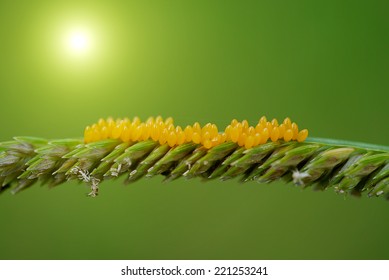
[0,0,388,259]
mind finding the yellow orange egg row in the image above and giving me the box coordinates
[84,116,309,149]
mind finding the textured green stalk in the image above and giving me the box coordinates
[0,137,388,199]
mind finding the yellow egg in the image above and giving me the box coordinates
[101,126,109,139]
[211,135,221,146]
[236,122,243,134]
[283,117,291,128]
[245,135,254,149]
[278,124,286,138]
[165,117,174,125]
[84,126,92,143]
[159,129,168,145]
[224,125,232,140]
[220,132,227,143]
[202,131,211,140]
[247,126,255,136]
[91,128,101,142]
[168,131,177,147]
[106,119,115,138]
[210,124,218,138]
[193,122,201,134]
[192,132,201,144]
[123,118,131,126]
[97,118,106,128]
[271,118,279,127]
[151,123,160,141]
[262,128,269,142]
[266,122,273,132]
[202,123,212,136]
[203,139,212,149]
[132,116,141,126]
[141,123,152,140]
[166,124,174,132]
[241,120,249,130]
[175,126,182,133]
[297,129,309,142]
[184,126,193,142]
[291,123,299,140]
[112,123,123,139]
[231,119,238,126]
[255,123,264,133]
[284,129,293,142]
[146,117,155,125]
[106,117,114,124]
[253,133,262,146]
[131,124,142,141]
[121,126,131,142]
[177,131,186,145]
[230,126,239,143]
[270,127,280,142]
[238,133,247,146]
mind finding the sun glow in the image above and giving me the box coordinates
[67,29,91,54]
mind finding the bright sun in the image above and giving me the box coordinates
[68,30,90,53]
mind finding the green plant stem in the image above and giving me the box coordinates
[306,137,389,152]
[0,137,388,199]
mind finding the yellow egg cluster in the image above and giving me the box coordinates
[84,116,308,149]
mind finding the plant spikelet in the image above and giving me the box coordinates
[0,133,388,199]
